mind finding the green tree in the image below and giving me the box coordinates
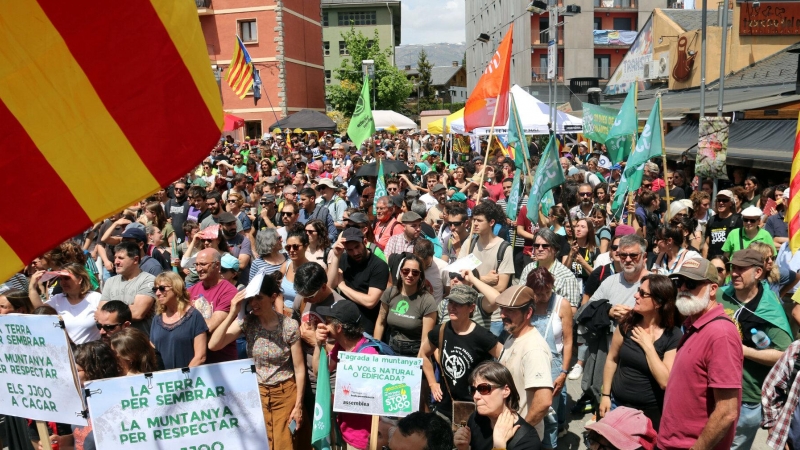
[416,49,434,100]
[326,28,412,113]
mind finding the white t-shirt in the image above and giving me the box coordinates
[425,257,448,303]
[45,291,102,344]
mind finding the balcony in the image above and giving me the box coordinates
[593,30,636,47]
[531,67,564,83]
[594,0,637,9]
[196,0,213,15]
[593,65,619,81]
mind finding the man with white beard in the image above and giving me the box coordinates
[658,257,743,450]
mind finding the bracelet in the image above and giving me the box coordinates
[601,393,611,397]
[560,369,569,374]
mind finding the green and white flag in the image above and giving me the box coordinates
[605,85,637,163]
[373,158,386,215]
[526,135,565,225]
[506,169,522,221]
[507,93,529,174]
[311,347,332,450]
[347,74,376,150]
[582,103,620,144]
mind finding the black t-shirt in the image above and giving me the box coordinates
[570,246,598,281]
[197,209,213,224]
[731,284,770,349]
[611,326,682,409]
[427,322,498,418]
[657,187,686,213]
[704,213,743,258]
[467,412,541,450]
[164,198,189,242]
[584,263,615,298]
[339,250,389,334]
[555,234,570,262]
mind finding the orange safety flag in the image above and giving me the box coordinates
[464,24,513,133]
[0,0,223,281]
[789,112,800,253]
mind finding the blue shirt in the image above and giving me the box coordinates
[150,307,208,370]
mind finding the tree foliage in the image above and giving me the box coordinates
[326,28,412,113]
[416,49,434,100]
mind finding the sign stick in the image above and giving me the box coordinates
[369,415,379,450]
[36,421,53,449]
[658,92,672,221]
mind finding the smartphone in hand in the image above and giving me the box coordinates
[288,419,297,435]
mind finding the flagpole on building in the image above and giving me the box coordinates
[658,91,672,221]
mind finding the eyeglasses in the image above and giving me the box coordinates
[305,229,317,234]
[617,252,641,261]
[401,268,421,277]
[468,383,502,396]
[670,276,705,290]
[95,322,122,332]
[201,239,215,243]
[281,212,295,216]
[715,266,726,274]
[610,245,619,251]
[152,285,172,293]
[743,218,759,224]
[578,192,592,197]
[174,188,185,192]
[227,199,237,204]
[533,243,551,249]
[642,184,652,189]
[637,288,652,298]
[716,198,730,203]
[448,272,464,281]
[446,221,464,228]
[285,244,303,251]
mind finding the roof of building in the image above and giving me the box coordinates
[322,0,400,5]
[707,42,800,89]
[660,8,730,32]
[431,65,462,86]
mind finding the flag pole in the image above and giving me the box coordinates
[658,92,672,222]
[627,133,637,226]
[368,415,379,450]
[473,94,502,206]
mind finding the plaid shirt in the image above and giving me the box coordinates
[384,233,416,260]
[762,340,800,449]
[518,260,582,307]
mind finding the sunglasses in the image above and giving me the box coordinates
[670,276,704,290]
[227,199,237,203]
[151,285,171,293]
[578,192,592,197]
[401,268,421,277]
[448,272,464,281]
[743,218,759,224]
[468,383,502,396]
[637,288,652,298]
[610,245,619,251]
[716,198,730,203]
[446,221,464,227]
[305,229,317,234]
[201,239,215,243]
[715,266,726,274]
[285,244,303,251]
[95,322,122,332]
[281,212,295,216]
[533,243,551,249]
[617,252,641,261]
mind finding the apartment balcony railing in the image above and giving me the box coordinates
[593,30,637,46]
[594,65,619,80]
[594,0,636,8]
[196,0,213,14]
[531,67,564,83]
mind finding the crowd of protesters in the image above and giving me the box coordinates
[1,129,800,450]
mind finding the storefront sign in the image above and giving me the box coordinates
[333,352,422,417]
[0,315,87,425]
[740,2,800,35]
[86,360,268,450]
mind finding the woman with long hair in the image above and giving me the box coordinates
[0,289,34,315]
[593,182,610,206]
[260,158,274,180]
[452,165,469,191]
[453,361,541,450]
[691,191,713,245]
[110,327,158,375]
[374,255,437,357]
[149,271,208,369]
[589,206,611,254]
[209,275,308,450]
[246,158,260,182]
[145,224,169,264]
[750,241,781,294]
[44,263,102,344]
[278,230,311,316]
[200,161,217,187]
[599,274,682,430]
[742,175,761,210]
[564,218,597,291]
[710,255,730,286]
[304,219,331,268]
[652,225,700,275]
[227,191,252,233]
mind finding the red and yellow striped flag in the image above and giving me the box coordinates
[0,0,223,281]
[789,112,800,253]
[226,36,254,99]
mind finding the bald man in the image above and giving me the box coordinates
[187,248,238,363]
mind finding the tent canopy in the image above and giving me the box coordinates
[450,85,583,135]
[223,114,245,131]
[372,110,417,130]
[427,108,464,134]
[267,109,337,132]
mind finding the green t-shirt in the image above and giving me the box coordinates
[721,227,775,255]
[741,322,792,402]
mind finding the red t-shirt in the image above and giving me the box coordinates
[483,182,505,202]
[657,304,743,450]
[517,205,537,255]
[331,338,379,449]
[188,279,239,363]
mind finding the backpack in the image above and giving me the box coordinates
[354,332,396,356]
[469,236,511,272]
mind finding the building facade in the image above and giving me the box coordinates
[321,0,401,86]
[198,0,326,139]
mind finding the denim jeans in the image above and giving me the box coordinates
[731,402,760,450]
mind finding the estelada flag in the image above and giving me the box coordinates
[789,111,800,253]
[464,24,513,133]
[0,0,223,281]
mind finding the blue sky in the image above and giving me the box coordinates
[400,0,465,45]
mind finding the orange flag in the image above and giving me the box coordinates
[464,24,513,133]
[789,111,800,253]
[0,0,223,281]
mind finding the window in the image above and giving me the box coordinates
[595,55,611,79]
[594,17,602,30]
[322,11,328,26]
[238,20,257,43]
[539,17,549,43]
[339,41,349,55]
[538,55,548,80]
[245,121,262,141]
[337,11,377,26]
[323,41,330,56]
[613,17,632,30]
[325,70,331,84]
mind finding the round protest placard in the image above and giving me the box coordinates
[86,359,268,450]
[0,314,87,425]
[333,352,422,417]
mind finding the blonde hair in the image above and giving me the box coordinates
[749,242,779,285]
[228,192,244,207]
[62,263,93,297]
[153,272,191,315]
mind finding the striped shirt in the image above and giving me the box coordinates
[518,260,582,308]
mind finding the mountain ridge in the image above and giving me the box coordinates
[394,43,466,69]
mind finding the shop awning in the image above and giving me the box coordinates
[664,119,797,171]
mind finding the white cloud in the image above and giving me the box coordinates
[400,0,465,45]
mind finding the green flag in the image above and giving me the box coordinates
[605,85,637,163]
[582,103,620,144]
[507,93,528,174]
[526,135,564,225]
[610,172,629,220]
[311,347,332,450]
[506,169,522,221]
[347,75,376,150]
[373,158,386,215]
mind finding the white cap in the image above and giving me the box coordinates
[741,205,763,217]
[784,189,790,200]
[597,155,612,170]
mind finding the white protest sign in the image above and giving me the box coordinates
[0,314,87,425]
[444,254,481,274]
[333,352,422,417]
[86,359,268,450]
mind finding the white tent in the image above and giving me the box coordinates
[450,85,583,135]
[372,110,417,130]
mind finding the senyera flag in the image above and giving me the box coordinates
[789,112,800,253]
[464,24,513,133]
[0,0,223,281]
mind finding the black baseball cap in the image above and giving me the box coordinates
[316,300,362,326]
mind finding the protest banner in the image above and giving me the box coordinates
[86,359,268,450]
[333,352,423,417]
[696,116,730,180]
[581,103,619,144]
[0,314,87,426]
